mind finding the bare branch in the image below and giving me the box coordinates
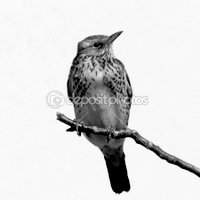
[57,112,200,178]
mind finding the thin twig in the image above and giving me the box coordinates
[57,112,200,178]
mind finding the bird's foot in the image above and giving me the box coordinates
[74,118,84,136]
[67,118,83,136]
[106,125,115,143]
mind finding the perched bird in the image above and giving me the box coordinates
[67,31,133,193]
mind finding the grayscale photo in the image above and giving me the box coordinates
[0,0,200,199]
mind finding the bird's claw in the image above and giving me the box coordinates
[106,126,115,143]
[72,118,83,136]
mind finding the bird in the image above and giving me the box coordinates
[67,31,133,193]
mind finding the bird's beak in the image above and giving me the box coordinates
[106,31,123,45]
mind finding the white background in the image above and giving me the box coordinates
[0,0,200,199]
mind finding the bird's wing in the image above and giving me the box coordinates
[67,56,91,101]
[103,58,133,126]
[67,65,75,101]
[104,58,132,101]
[124,68,133,100]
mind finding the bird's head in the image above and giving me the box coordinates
[77,31,123,56]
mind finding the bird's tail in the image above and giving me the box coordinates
[102,148,130,193]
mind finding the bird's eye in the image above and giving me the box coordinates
[93,42,103,48]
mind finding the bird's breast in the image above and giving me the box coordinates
[85,69,104,87]
[72,56,128,148]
